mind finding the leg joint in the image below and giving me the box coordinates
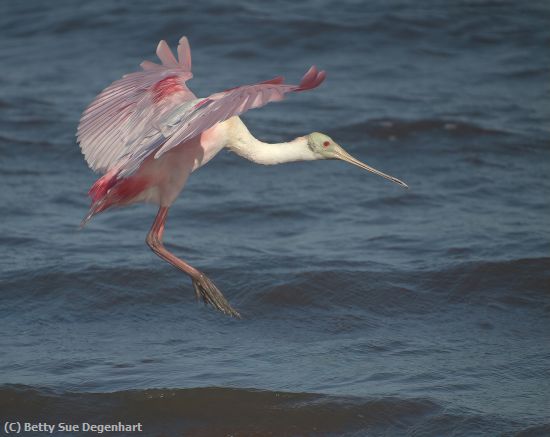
[146,232,163,253]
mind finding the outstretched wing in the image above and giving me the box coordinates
[115,67,325,177]
[77,36,195,174]
[152,66,326,160]
[77,35,326,177]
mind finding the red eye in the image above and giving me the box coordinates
[323,141,330,147]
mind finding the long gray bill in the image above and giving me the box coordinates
[335,150,409,188]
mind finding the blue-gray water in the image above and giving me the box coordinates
[1,1,549,436]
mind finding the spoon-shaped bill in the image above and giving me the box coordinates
[334,149,408,188]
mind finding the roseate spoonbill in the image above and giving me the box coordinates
[77,36,407,318]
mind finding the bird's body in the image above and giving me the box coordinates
[85,116,314,219]
[78,36,407,318]
[88,119,225,213]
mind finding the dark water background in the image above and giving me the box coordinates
[1,0,549,435]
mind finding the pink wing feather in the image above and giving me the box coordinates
[77,36,195,173]
[152,66,326,159]
[77,36,326,177]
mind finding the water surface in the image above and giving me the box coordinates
[1,0,549,435]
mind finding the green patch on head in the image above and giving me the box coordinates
[306,132,339,158]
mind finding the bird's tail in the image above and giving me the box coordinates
[80,199,107,229]
[80,170,119,228]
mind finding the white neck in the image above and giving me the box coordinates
[224,117,316,165]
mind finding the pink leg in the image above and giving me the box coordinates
[146,206,240,318]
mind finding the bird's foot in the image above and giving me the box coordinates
[192,273,241,318]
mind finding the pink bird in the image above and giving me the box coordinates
[77,36,407,318]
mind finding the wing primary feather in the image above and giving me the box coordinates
[156,40,178,67]
[140,60,162,71]
[177,36,192,71]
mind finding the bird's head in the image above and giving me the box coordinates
[306,132,408,188]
